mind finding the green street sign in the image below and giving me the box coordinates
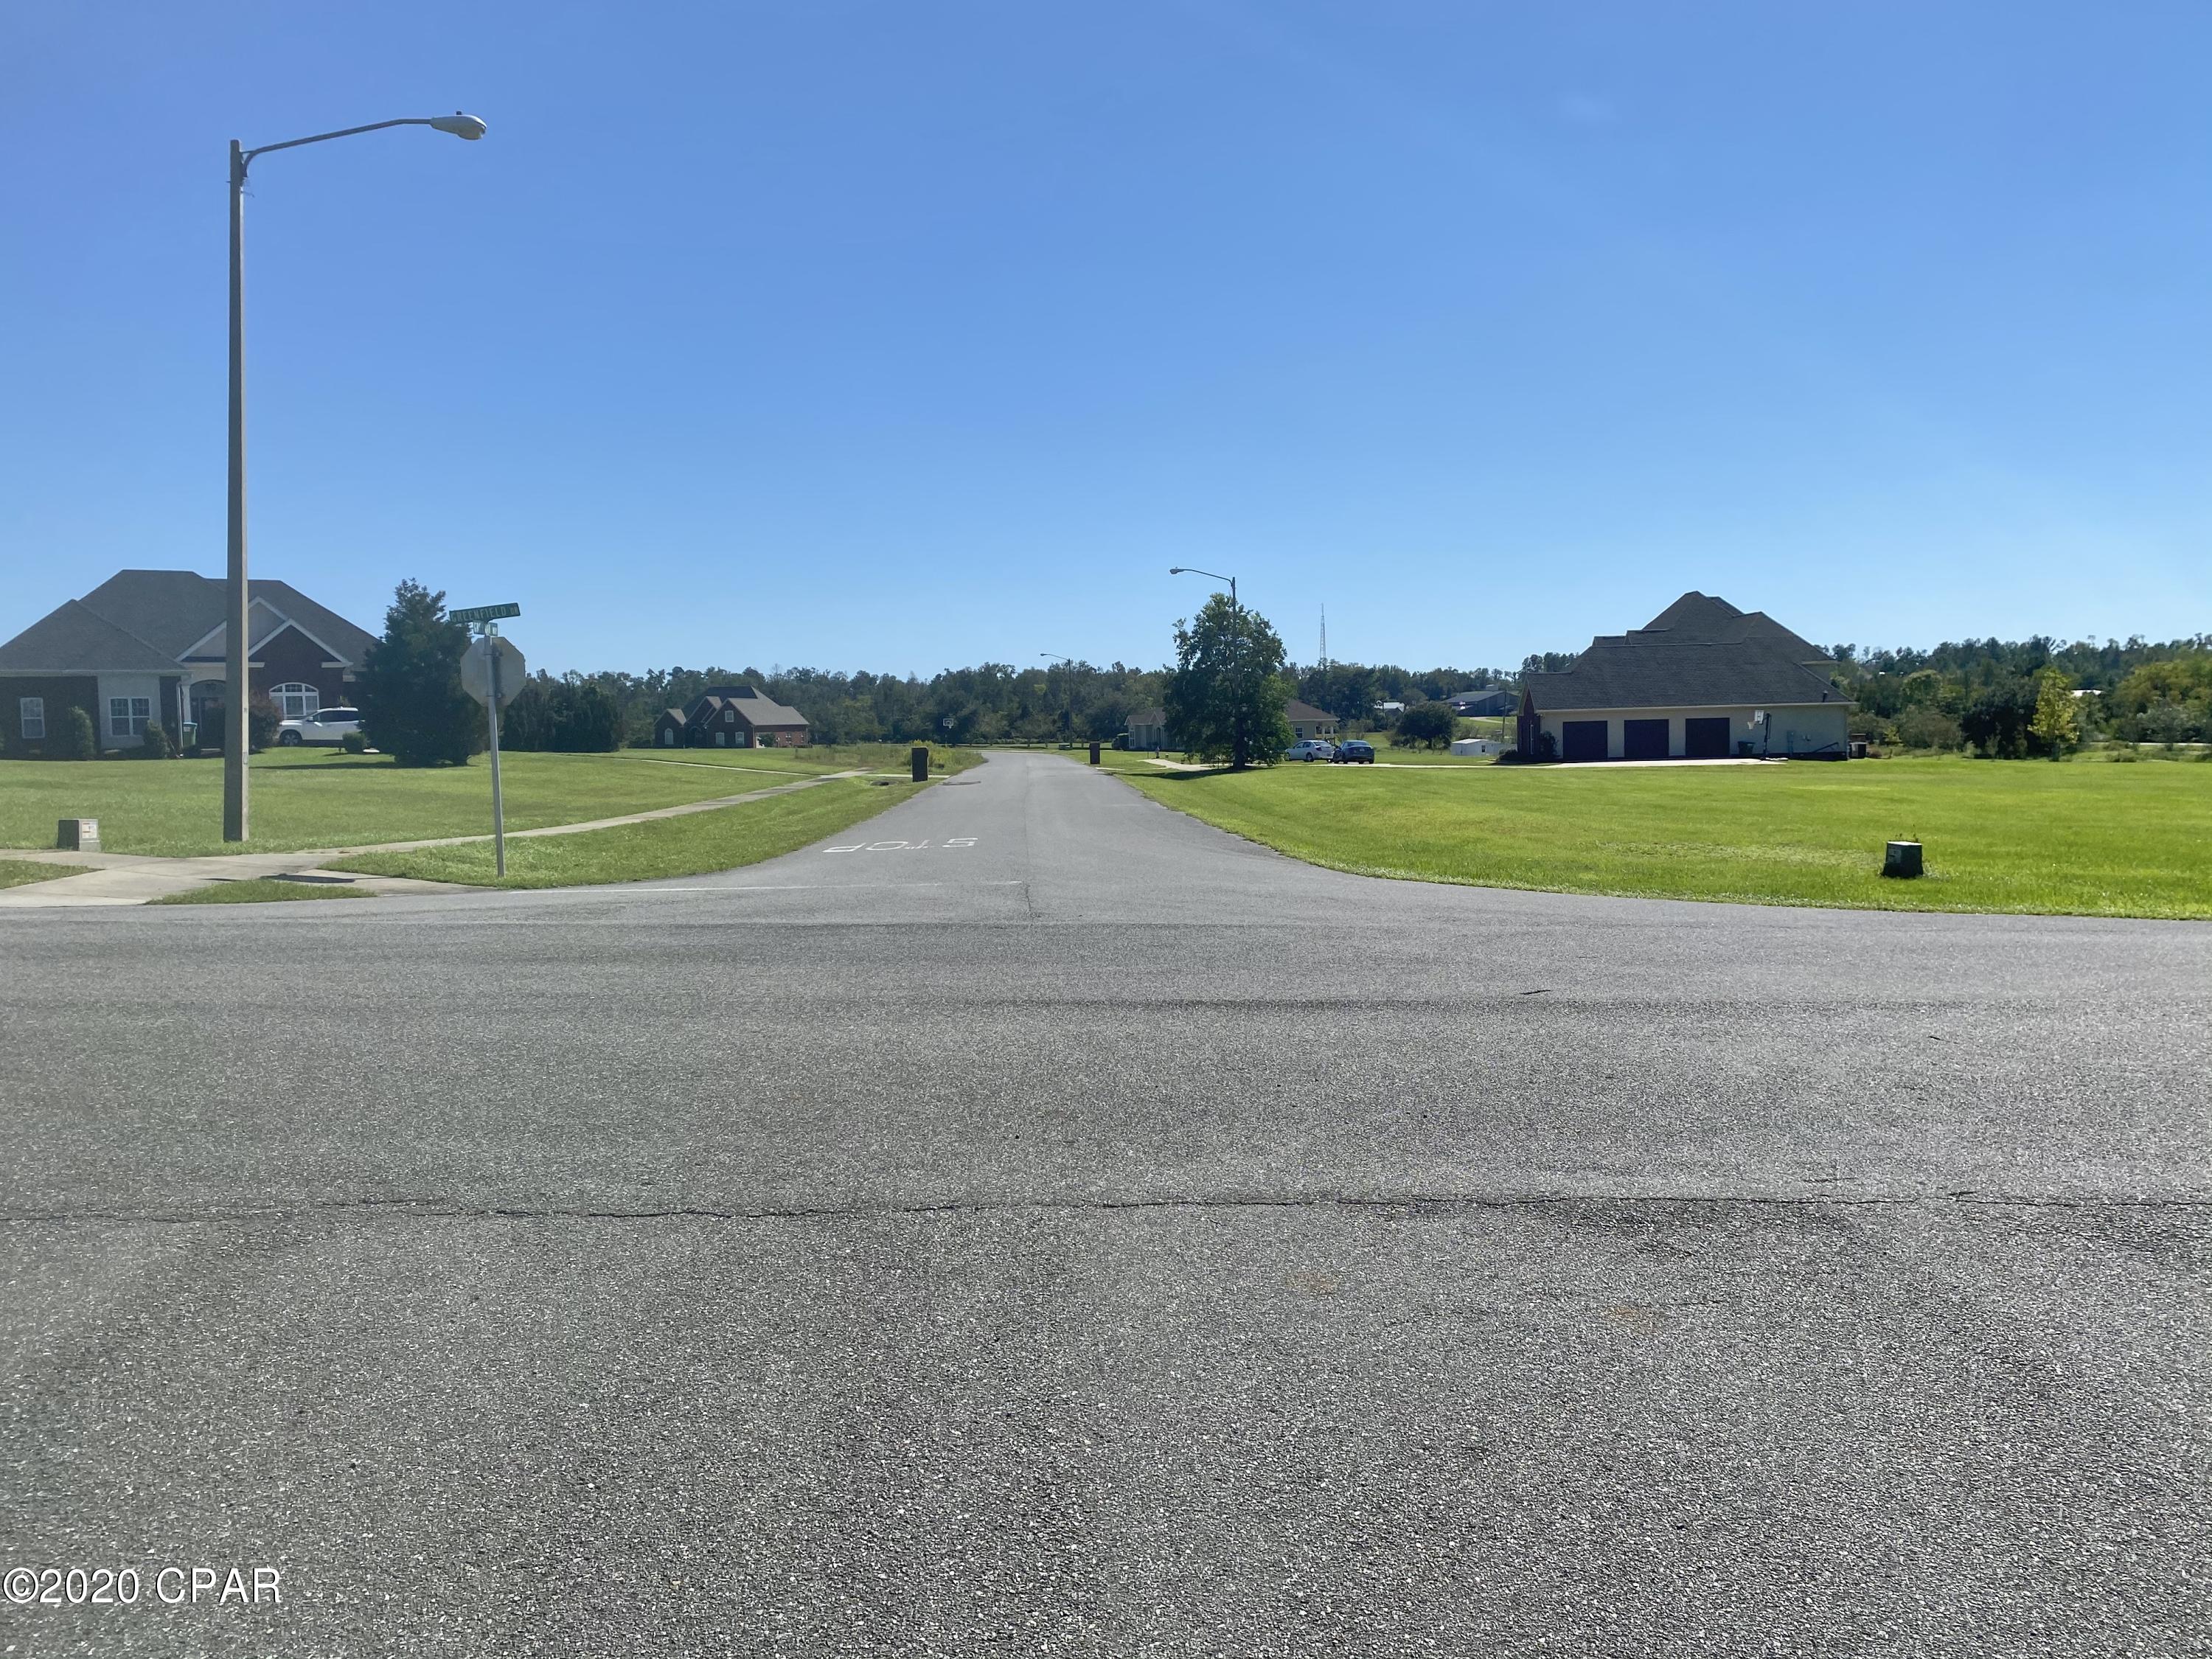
[451,602,521,626]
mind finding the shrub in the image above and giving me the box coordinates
[136,721,175,759]
[51,705,97,760]
[1895,706,1962,751]
[341,730,368,754]
[247,694,281,753]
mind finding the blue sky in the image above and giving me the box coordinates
[5,2,2207,677]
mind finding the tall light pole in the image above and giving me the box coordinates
[1169,566,1251,765]
[1167,566,1235,608]
[223,112,487,841]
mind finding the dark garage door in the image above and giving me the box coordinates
[1684,717,1731,759]
[1562,720,1608,762]
[1624,718,1669,760]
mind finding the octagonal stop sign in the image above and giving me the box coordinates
[461,636,525,707]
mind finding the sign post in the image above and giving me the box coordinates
[458,606,524,877]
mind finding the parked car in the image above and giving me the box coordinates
[276,707,364,746]
[1285,739,1337,762]
[1332,740,1376,763]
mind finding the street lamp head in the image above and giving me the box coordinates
[428,113,489,140]
[1168,567,1186,575]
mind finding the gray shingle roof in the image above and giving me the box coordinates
[1524,639,1847,713]
[0,599,184,674]
[1522,593,1848,714]
[1629,591,1830,663]
[689,685,809,727]
[1284,700,1336,723]
[4,570,378,674]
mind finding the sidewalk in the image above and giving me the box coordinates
[0,770,870,909]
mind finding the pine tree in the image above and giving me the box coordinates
[356,580,482,767]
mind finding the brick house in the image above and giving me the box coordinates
[0,570,377,754]
[651,684,812,749]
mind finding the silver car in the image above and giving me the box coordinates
[1284,739,1338,762]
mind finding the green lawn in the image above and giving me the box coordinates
[0,858,81,890]
[327,776,928,890]
[1107,753,2212,918]
[151,877,378,905]
[0,744,972,858]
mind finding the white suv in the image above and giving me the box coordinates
[276,707,364,746]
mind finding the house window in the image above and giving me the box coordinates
[18,697,44,740]
[271,683,320,720]
[108,696,150,738]
[661,727,675,747]
[715,731,727,747]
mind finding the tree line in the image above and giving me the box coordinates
[1820,633,2212,756]
[349,582,2211,767]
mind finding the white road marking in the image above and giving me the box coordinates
[823,837,978,853]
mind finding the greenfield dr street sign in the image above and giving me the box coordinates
[451,602,520,627]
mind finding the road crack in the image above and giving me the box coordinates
[4,1192,2207,1226]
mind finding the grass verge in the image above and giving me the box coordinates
[1105,753,2212,919]
[0,858,82,890]
[327,776,928,889]
[153,878,378,905]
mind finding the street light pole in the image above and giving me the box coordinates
[1167,566,1245,765]
[225,139,249,841]
[220,113,487,841]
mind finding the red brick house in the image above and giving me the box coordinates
[0,570,377,754]
[651,685,812,749]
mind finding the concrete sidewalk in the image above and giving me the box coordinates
[0,770,874,908]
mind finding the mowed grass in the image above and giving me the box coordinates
[328,776,928,889]
[0,858,80,890]
[0,744,967,858]
[150,877,377,905]
[1109,754,2212,918]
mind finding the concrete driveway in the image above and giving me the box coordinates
[3,751,2205,1655]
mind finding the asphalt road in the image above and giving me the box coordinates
[3,750,2207,1656]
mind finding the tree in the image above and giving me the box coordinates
[1164,594,1293,769]
[356,580,481,767]
[1394,701,1458,749]
[1960,677,2037,759]
[2028,668,2079,759]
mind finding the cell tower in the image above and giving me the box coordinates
[1318,605,1329,669]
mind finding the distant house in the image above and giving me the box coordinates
[1284,700,1338,741]
[1444,684,1520,717]
[1126,706,1170,750]
[1517,592,1852,761]
[0,568,376,754]
[652,684,811,748]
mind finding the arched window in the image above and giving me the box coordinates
[271,683,320,720]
